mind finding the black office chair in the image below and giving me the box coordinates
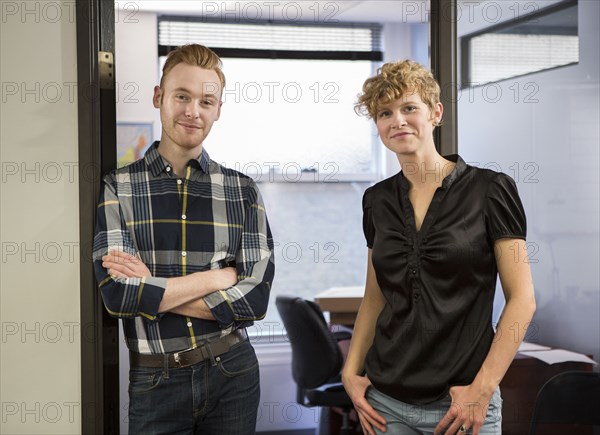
[276,295,355,435]
[529,370,600,435]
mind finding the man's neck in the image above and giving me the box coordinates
[157,141,202,177]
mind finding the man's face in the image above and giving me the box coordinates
[153,63,222,153]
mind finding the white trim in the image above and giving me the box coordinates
[254,339,293,367]
[252,172,377,183]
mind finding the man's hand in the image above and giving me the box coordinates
[342,373,387,434]
[103,250,152,279]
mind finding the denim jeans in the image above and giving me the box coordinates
[366,385,503,435]
[128,339,260,435]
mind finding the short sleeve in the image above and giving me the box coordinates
[362,187,375,248]
[485,173,527,241]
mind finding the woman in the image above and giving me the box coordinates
[341,60,536,435]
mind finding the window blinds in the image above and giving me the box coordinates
[470,33,578,85]
[158,17,382,60]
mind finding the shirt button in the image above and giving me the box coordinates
[411,269,417,275]
[177,179,183,185]
[187,321,192,327]
[166,166,171,172]
[182,251,187,257]
[181,214,187,220]
[413,292,420,301]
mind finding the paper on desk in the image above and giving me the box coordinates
[518,341,551,352]
[519,349,598,365]
[315,286,364,298]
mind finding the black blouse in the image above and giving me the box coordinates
[362,155,526,405]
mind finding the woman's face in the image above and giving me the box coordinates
[375,92,442,156]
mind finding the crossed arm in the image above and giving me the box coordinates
[94,176,274,325]
[103,250,236,319]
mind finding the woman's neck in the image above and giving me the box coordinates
[397,151,455,189]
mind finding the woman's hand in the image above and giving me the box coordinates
[434,383,494,435]
[342,373,387,434]
[102,250,152,279]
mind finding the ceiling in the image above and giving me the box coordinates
[120,1,568,31]
[126,0,431,23]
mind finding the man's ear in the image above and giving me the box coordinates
[152,86,162,108]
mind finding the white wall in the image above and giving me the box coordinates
[114,13,159,432]
[253,339,324,433]
[0,1,81,433]
[115,10,161,141]
[458,1,600,360]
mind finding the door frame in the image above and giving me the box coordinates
[76,0,119,433]
[431,0,458,155]
[76,0,459,430]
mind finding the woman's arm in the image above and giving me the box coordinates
[342,249,388,435]
[435,238,536,435]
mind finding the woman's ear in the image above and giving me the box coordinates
[434,102,443,124]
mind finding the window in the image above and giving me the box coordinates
[157,18,384,328]
[158,18,382,180]
[461,0,578,87]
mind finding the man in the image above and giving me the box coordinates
[93,44,275,434]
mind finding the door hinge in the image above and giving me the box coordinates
[98,51,114,89]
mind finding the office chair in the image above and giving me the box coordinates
[276,295,355,435]
[529,370,600,435]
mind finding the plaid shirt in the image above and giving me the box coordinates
[93,142,275,354]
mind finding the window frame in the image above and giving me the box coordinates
[157,15,384,60]
[156,17,384,182]
[460,0,579,89]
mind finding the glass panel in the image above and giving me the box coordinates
[464,2,578,86]
[470,32,578,84]
[160,56,376,178]
[458,1,599,363]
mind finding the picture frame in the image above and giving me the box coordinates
[116,122,154,168]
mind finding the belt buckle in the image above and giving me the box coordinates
[172,348,193,367]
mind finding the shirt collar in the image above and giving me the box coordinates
[144,141,211,177]
[441,154,466,189]
[399,154,467,191]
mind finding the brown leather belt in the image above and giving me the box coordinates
[130,329,248,369]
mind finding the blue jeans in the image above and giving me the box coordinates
[366,385,503,435]
[128,340,260,435]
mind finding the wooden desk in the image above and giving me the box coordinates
[315,288,596,434]
[314,286,363,326]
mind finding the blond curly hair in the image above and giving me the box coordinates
[355,60,441,120]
